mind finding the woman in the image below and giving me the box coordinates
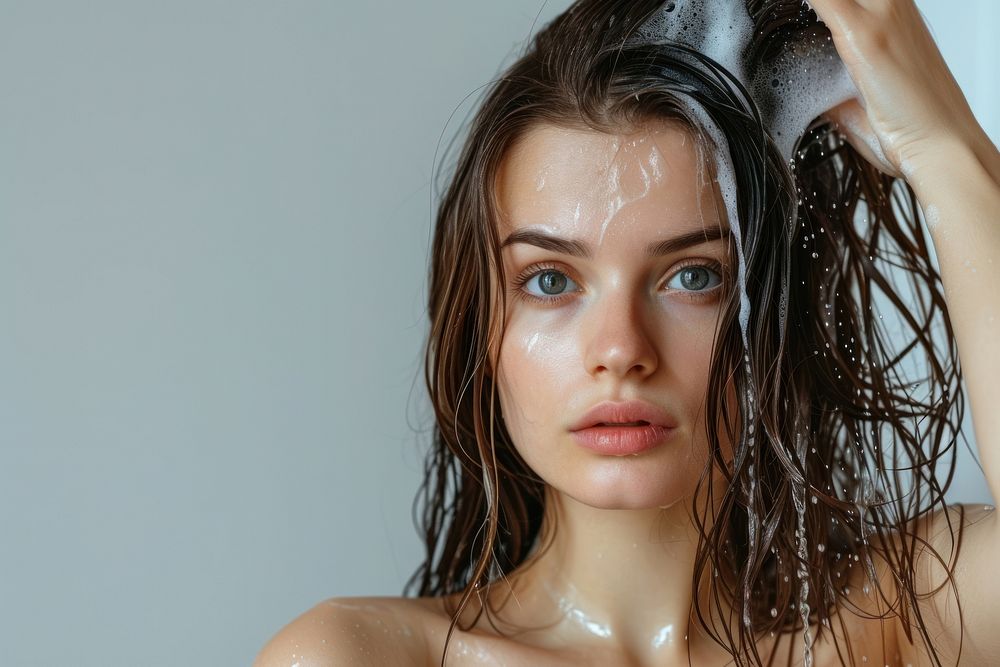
[255,0,1000,665]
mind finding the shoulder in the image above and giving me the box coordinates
[868,502,999,665]
[859,502,991,595]
[878,501,995,598]
[252,596,437,667]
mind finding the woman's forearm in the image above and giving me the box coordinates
[908,135,1000,503]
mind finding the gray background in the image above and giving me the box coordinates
[1,1,996,665]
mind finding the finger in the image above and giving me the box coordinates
[805,0,862,10]
[804,0,864,37]
[822,98,902,178]
[804,0,864,19]
[847,0,916,17]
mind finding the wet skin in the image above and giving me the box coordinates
[253,122,913,666]
[254,0,1000,660]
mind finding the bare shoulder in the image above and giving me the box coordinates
[252,595,438,667]
[884,501,999,665]
[879,501,996,609]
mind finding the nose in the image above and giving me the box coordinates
[583,289,659,381]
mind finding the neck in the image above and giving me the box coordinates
[472,481,740,664]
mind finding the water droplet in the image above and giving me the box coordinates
[770,607,778,617]
[811,252,819,259]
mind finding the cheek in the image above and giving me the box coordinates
[668,310,733,457]
[495,323,573,423]
[667,308,719,388]
[493,309,590,463]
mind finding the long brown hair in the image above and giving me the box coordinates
[405,1,970,665]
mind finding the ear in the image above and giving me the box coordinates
[820,98,902,178]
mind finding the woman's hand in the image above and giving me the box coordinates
[806,6,1000,667]
[809,0,992,182]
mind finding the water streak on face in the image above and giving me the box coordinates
[491,121,737,510]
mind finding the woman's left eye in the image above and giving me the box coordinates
[665,264,723,293]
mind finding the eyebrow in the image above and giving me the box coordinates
[499,225,731,258]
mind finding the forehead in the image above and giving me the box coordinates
[495,120,722,243]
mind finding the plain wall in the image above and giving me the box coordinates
[1,1,996,665]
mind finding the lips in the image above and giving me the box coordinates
[569,399,678,432]
[571,423,675,456]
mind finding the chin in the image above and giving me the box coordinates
[571,491,689,511]
[557,454,705,510]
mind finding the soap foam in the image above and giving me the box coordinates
[631,0,859,161]
[630,0,858,352]
[630,0,756,93]
[675,95,751,345]
[752,29,858,159]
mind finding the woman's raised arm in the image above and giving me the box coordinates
[810,0,1000,663]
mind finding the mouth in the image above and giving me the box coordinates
[569,399,678,433]
[570,422,675,455]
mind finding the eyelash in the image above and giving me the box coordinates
[511,260,727,306]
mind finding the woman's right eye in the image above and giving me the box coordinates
[517,268,580,302]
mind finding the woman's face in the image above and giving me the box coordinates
[491,120,735,510]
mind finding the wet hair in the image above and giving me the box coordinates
[404,1,970,665]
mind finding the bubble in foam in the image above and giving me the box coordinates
[631,0,859,161]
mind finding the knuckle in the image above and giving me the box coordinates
[859,22,891,53]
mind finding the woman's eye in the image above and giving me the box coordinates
[665,265,722,293]
[516,264,723,303]
[522,269,579,298]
